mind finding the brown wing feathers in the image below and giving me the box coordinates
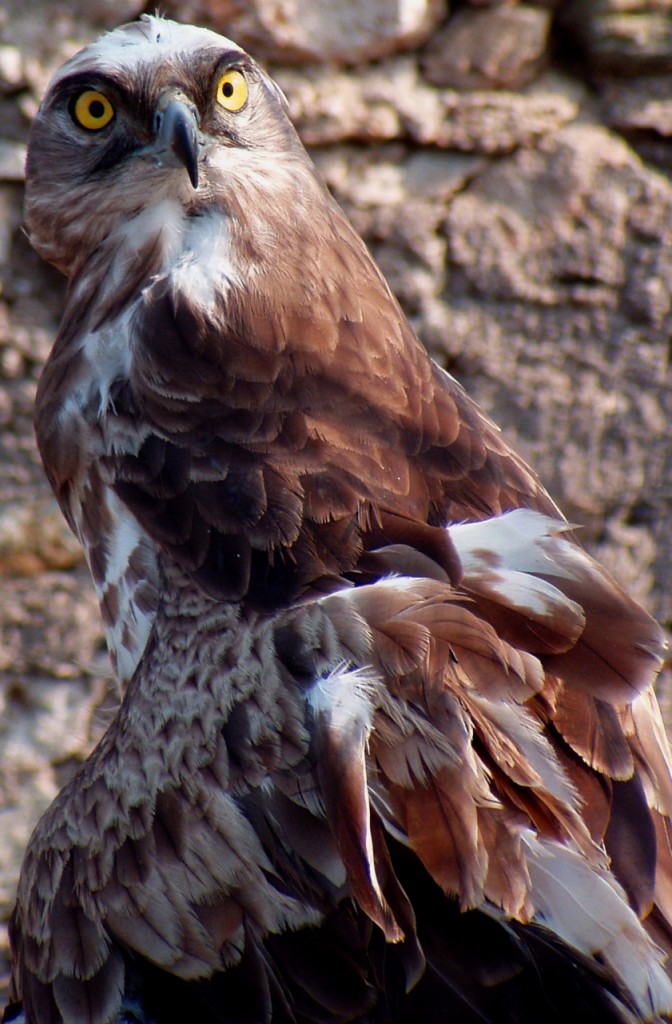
[103,188,556,607]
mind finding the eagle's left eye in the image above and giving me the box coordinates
[72,90,115,131]
[216,69,248,113]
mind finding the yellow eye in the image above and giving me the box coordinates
[216,69,248,113]
[72,90,115,131]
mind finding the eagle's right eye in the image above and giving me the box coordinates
[216,69,248,113]
[71,90,115,131]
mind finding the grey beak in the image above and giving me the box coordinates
[155,100,200,189]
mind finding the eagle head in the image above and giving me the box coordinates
[24,15,308,280]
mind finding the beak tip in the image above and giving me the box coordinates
[156,98,201,190]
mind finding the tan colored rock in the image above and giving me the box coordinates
[279,59,578,150]
[0,500,83,575]
[602,75,672,135]
[599,74,672,170]
[422,5,551,90]
[561,0,672,73]
[0,141,26,182]
[0,45,26,93]
[45,0,145,27]
[161,0,447,62]
[277,62,414,145]
[421,88,578,152]
[0,568,109,970]
[446,125,640,302]
[315,145,483,304]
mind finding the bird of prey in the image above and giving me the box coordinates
[5,14,672,1024]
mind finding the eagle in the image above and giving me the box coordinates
[5,14,672,1024]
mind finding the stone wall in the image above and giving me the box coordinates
[1,0,671,1002]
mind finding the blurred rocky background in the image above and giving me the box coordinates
[1,0,672,1004]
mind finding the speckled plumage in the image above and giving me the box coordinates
[6,14,672,1024]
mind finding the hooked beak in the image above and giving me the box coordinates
[153,97,200,189]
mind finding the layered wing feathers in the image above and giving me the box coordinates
[91,199,557,607]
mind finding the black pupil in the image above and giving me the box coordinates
[222,81,234,97]
[89,99,105,119]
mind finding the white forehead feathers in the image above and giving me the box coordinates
[49,15,244,87]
